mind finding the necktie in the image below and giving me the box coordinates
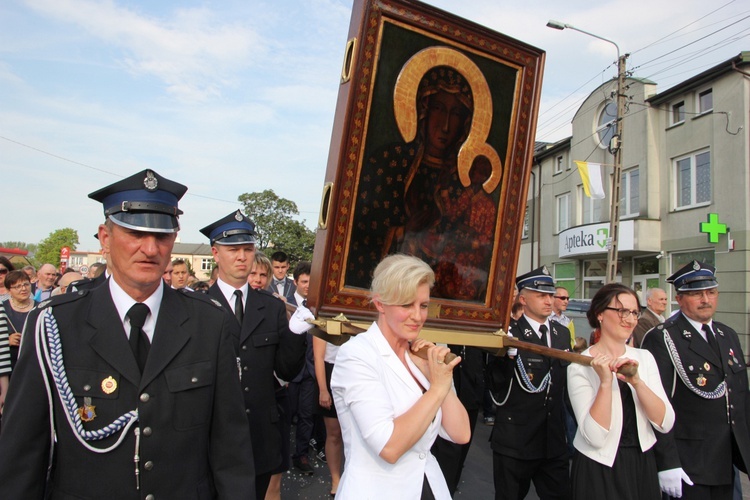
[234,289,244,324]
[302,299,308,308]
[539,323,549,347]
[127,303,150,373]
[702,324,721,359]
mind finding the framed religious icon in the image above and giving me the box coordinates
[308,0,545,331]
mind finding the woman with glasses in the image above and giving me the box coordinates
[0,270,37,372]
[567,283,674,499]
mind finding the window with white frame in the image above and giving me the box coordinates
[620,167,639,218]
[522,206,529,239]
[556,193,570,232]
[579,185,603,225]
[70,256,84,267]
[697,88,713,114]
[671,101,685,125]
[200,258,214,271]
[596,101,617,149]
[554,155,564,174]
[675,150,710,209]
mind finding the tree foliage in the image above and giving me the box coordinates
[238,190,315,263]
[1,241,37,254]
[33,228,79,268]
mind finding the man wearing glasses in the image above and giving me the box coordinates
[642,261,750,499]
[549,287,575,348]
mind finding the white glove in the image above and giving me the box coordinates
[658,468,693,498]
[289,304,314,335]
[506,330,518,357]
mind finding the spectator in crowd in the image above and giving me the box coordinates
[568,283,673,499]
[288,262,325,475]
[267,251,296,302]
[209,265,220,286]
[246,251,290,500]
[0,256,14,302]
[312,319,344,496]
[170,259,191,290]
[248,253,273,292]
[162,260,173,286]
[33,263,57,301]
[52,271,83,296]
[0,269,37,371]
[87,261,107,279]
[550,286,575,348]
[631,287,667,348]
[331,254,470,499]
[22,265,37,285]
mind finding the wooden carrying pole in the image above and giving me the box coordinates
[303,313,637,377]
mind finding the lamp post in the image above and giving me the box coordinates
[547,20,628,284]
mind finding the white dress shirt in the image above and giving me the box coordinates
[215,278,248,318]
[109,278,163,343]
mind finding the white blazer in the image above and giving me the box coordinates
[567,346,675,467]
[331,322,452,499]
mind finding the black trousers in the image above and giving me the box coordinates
[492,452,570,500]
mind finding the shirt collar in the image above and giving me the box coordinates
[109,278,163,341]
[216,278,249,312]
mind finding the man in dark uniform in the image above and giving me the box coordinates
[488,266,570,500]
[201,211,307,499]
[642,261,750,499]
[0,170,255,499]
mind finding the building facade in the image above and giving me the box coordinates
[520,52,750,342]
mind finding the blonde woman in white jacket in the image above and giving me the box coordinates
[568,283,675,499]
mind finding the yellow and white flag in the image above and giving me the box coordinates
[575,161,605,199]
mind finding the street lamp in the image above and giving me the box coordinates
[547,20,628,284]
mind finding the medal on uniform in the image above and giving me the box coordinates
[682,330,691,339]
[703,362,711,371]
[697,374,707,387]
[688,365,694,371]
[524,328,532,338]
[77,397,97,422]
[101,376,117,394]
[528,372,534,381]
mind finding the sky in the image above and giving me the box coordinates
[1,0,748,254]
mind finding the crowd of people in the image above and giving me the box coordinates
[0,168,748,500]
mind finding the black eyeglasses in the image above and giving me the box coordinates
[0,268,8,275]
[605,307,641,320]
[554,296,569,301]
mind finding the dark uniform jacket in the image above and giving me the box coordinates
[0,283,255,499]
[488,316,570,460]
[642,312,750,485]
[209,284,306,476]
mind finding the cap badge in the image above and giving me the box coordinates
[693,261,700,271]
[542,267,550,275]
[144,171,158,191]
[235,212,243,222]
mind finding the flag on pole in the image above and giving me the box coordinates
[575,161,606,199]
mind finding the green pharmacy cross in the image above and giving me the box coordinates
[700,213,728,244]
